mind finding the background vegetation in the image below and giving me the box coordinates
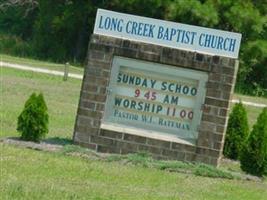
[0,0,267,96]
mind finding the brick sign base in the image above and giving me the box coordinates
[73,34,238,166]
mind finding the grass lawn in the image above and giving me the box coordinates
[1,144,267,200]
[1,61,267,199]
[0,67,81,139]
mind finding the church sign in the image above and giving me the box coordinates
[94,9,241,58]
[73,9,241,166]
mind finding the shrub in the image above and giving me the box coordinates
[17,93,49,142]
[0,34,33,57]
[223,102,249,160]
[240,107,267,176]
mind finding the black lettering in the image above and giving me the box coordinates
[182,86,189,94]
[142,79,148,87]
[129,76,135,85]
[117,73,122,83]
[161,82,167,91]
[123,99,130,108]
[163,95,169,103]
[191,88,197,96]
[175,84,182,93]
[122,74,128,83]
[137,101,143,110]
[170,96,179,105]
[144,103,150,112]
[114,97,122,106]
[151,80,157,88]
[168,83,175,92]
[130,100,137,109]
[135,77,141,85]
[156,105,163,113]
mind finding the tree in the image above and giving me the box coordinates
[0,0,38,39]
[0,0,267,95]
[17,93,49,142]
[240,107,267,176]
[237,40,267,96]
[166,0,219,27]
[223,102,249,160]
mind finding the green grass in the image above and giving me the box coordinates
[0,54,84,75]
[1,144,267,200]
[0,67,81,139]
[1,57,267,199]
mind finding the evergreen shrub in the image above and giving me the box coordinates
[223,102,249,160]
[240,107,267,176]
[17,93,49,142]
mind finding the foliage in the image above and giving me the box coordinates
[0,0,38,39]
[166,0,219,27]
[0,34,33,57]
[0,0,267,95]
[240,107,267,176]
[17,92,49,142]
[223,102,249,160]
[236,40,267,97]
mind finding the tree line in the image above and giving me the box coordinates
[0,0,266,96]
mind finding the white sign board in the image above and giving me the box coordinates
[103,57,208,141]
[94,9,242,58]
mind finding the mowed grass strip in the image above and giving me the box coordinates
[0,54,84,75]
[1,144,267,200]
[1,67,81,139]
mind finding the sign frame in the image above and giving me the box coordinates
[103,56,208,143]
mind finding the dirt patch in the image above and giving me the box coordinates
[1,137,63,152]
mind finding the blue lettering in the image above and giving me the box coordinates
[210,35,216,48]
[205,34,212,48]
[170,28,176,41]
[126,21,132,34]
[184,31,190,44]
[163,28,170,41]
[104,17,111,30]
[176,29,183,43]
[199,33,204,46]
[99,16,123,32]
[132,22,138,34]
[199,34,237,52]
[143,23,149,37]
[190,32,197,44]
[148,25,155,37]
[228,39,236,52]
[217,36,224,50]
[126,21,155,38]
[157,26,164,39]
[137,23,144,36]
[98,15,104,29]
